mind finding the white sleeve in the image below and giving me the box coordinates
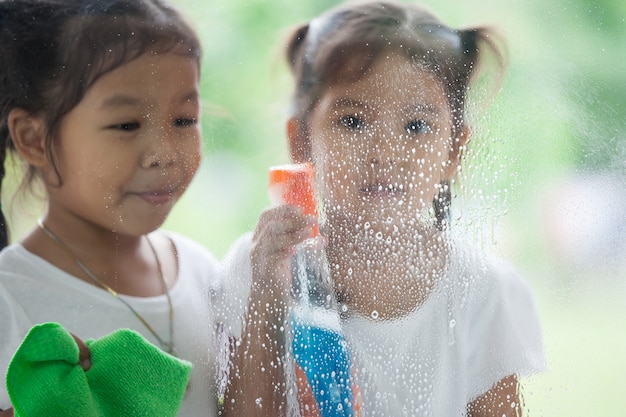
[215,233,253,339]
[0,283,33,410]
[465,257,546,400]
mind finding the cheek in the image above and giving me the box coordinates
[180,136,202,174]
[61,147,123,185]
[313,142,360,200]
[409,140,452,175]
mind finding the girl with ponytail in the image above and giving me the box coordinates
[224,1,546,415]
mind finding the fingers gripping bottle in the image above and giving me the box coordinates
[268,163,362,417]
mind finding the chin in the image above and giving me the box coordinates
[110,216,167,236]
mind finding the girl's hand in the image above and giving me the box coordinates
[70,333,91,371]
[0,409,14,416]
[249,205,316,309]
[222,205,316,417]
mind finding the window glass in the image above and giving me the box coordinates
[6,0,624,415]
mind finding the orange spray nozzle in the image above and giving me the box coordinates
[268,162,319,236]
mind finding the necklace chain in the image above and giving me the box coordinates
[37,219,175,355]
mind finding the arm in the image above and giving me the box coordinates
[222,206,315,417]
[0,409,13,417]
[467,374,521,417]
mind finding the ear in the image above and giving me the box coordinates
[443,124,469,179]
[7,108,48,167]
[286,117,311,163]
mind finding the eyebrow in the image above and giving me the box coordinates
[331,98,442,116]
[403,103,441,115]
[99,90,199,110]
[331,98,367,110]
[100,94,142,109]
[180,90,200,104]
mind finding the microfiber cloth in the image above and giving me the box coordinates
[6,322,192,417]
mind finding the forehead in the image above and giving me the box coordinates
[83,52,199,106]
[317,53,449,112]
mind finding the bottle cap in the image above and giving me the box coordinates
[268,162,318,236]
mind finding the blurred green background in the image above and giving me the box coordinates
[6,0,625,415]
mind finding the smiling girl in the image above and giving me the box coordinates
[0,1,255,415]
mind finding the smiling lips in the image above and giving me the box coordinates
[360,182,404,197]
[134,186,179,205]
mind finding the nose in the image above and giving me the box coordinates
[364,124,395,166]
[141,125,177,169]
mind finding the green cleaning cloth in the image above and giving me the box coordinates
[6,322,192,417]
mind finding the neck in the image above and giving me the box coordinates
[327,223,447,320]
[24,217,165,297]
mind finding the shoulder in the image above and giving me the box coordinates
[444,240,542,336]
[0,244,57,294]
[153,230,222,295]
[446,240,530,298]
[0,243,36,271]
[219,232,254,294]
[158,229,219,267]
[221,232,253,270]
[219,232,253,290]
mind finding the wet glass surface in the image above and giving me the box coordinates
[5,0,624,415]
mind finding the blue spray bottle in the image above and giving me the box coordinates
[268,163,361,417]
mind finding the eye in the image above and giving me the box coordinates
[339,114,365,131]
[174,117,198,128]
[111,122,140,131]
[405,119,432,135]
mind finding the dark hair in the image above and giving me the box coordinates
[0,0,202,247]
[284,0,505,229]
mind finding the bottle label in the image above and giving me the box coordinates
[292,319,362,417]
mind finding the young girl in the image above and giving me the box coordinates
[0,1,313,416]
[224,1,545,416]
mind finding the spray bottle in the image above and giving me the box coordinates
[268,163,361,417]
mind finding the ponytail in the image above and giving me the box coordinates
[286,24,309,73]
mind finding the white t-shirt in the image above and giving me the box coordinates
[222,233,546,417]
[342,243,545,416]
[0,231,222,417]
